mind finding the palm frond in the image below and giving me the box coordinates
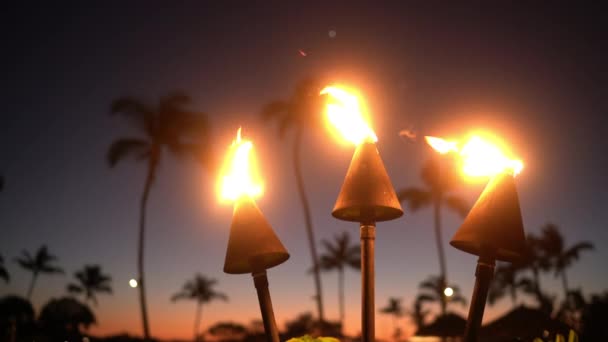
[443,195,470,218]
[416,294,436,303]
[41,265,64,274]
[110,96,154,134]
[396,188,432,211]
[260,100,289,122]
[565,242,594,261]
[171,291,190,302]
[449,294,467,306]
[107,138,151,167]
[67,284,84,293]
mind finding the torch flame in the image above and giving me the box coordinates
[424,134,523,177]
[460,136,523,177]
[425,136,458,154]
[321,86,377,145]
[219,128,263,202]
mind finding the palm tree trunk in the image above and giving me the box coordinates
[433,196,447,315]
[138,157,157,340]
[561,270,570,301]
[26,271,38,299]
[193,302,202,342]
[293,128,325,324]
[339,267,345,329]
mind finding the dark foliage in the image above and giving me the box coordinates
[0,296,35,342]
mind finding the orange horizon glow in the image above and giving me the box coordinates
[218,128,263,202]
[321,85,378,145]
[425,134,524,178]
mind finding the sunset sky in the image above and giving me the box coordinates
[1,2,607,341]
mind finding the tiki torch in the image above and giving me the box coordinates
[427,135,527,342]
[321,86,403,342]
[219,128,289,342]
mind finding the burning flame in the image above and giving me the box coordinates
[219,128,263,202]
[425,136,458,154]
[425,135,524,177]
[321,86,377,145]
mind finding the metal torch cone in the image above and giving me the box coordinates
[450,172,527,342]
[224,196,289,274]
[223,196,289,342]
[332,141,403,223]
[450,172,527,263]
[332,141,403,342]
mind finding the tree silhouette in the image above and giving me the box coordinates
[260,77,327,323]
[397,156,468,299]
[0,254,9,283]
[411,296,430,329]
[318,231,360,328]
[14,245,64,299]
[207,321,247,341]
[0,295,35,342]
[108,92,212,340]
[39,297,96,341]
[504,233,554,313]
[171,274,228,342]
[67,265,112,305]
[417,275,466,316]
[0,174,4,192]
[488,262,524,305]
[380,297,404,341]
[537,223,594,302]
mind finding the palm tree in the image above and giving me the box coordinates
[537,223,594,302]
[171,274,228,342]
[260,77,327,323]
[411,296,430,329]
[108,92,212,339]
[67,265,112,305]
[380,297,404,341]
[488,262,524,306]
[318,231,360,328]
[397,157,468,288]
[14,245,64,299]
[0,254,9,283]
[417,275,466,316]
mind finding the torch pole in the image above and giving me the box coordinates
[360,223,376,342]
[463,256,495,342]
[252,269,280,342]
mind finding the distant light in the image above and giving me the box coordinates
[129,279,138,288]
[444,287,454,297]
[329,30,337,38]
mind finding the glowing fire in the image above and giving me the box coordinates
[219,128,263,202]
[425,135,523,177]
[321,86,377,145]
[425,136,458,154]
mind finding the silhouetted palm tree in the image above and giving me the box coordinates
[67,265,112,305]
[380,297,404,341]
[538,223,594,302]
[411,296,430,329]
[14,245,64,299]
[318,231,360,328]
[488,262,524,306]
[260,77,327,323]
[417,275,466,316]
[171,274,228,342]
[108,92,212,339]
[397,157,468,289]
[0,254,9,283]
